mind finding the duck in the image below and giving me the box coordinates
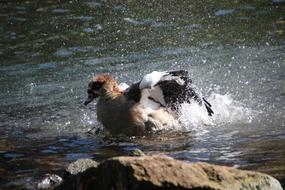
[84,70,213,136]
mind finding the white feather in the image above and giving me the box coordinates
[118,82,130,91]
[139,89,161,111]
[139,71,167,89]
[139,86,166,112]
[148,86,166,106]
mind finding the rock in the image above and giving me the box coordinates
[56,155,283,190]
[37,174,62,189]
[66,158,99,175]
[129,148,146,156]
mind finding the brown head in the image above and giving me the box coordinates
[84,74,121,105]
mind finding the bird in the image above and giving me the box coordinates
[84,70,213,136]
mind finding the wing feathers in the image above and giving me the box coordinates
[124,70,214,116]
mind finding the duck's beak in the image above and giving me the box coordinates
[84,93,97,105]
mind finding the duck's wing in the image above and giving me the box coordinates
[124,70,214,116]
[158,70,213,116]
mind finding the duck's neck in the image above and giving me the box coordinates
[101,83,123,100]
[104,90,122,100]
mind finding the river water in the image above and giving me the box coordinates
[1,0,285,189]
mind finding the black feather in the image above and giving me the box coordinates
[203,98,214,116]
[124,82,141,102]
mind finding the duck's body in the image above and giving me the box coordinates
[84,70,213,136]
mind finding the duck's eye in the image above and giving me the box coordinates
[92,81,103,90]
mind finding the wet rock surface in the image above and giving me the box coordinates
[37,174,62,189]
[56,155,283,190]
[65,158,99,176]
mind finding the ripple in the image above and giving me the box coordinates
[123,18,173,28]
[4,153,25,158]
[54,49,73,57]
[86,1,101,8]
[272,0,285,3]
[53,46,102,57]
[65,153,93,161]
[51,8,69,13]
[73,16,93,21]
[215,9,235,16]
[83,28,94,33]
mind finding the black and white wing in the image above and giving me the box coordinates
[124,70,214,116]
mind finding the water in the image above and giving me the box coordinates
[1,0,285,189]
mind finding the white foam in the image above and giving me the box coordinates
[207,93,255,125]
[177,93,256,131]
[178,102,214,128]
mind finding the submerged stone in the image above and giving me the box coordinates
[130,148,146,156]
[37,174,62,189]
[66,158,99,175]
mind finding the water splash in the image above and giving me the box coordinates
[178,93,256,130]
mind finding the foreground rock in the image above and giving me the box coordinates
[65,158,99,176]
[56,155,283,190]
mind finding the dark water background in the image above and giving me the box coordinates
[1,0,285,189]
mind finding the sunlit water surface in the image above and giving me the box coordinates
[0,0,285,189]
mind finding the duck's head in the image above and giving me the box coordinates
[84,74,120,105]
